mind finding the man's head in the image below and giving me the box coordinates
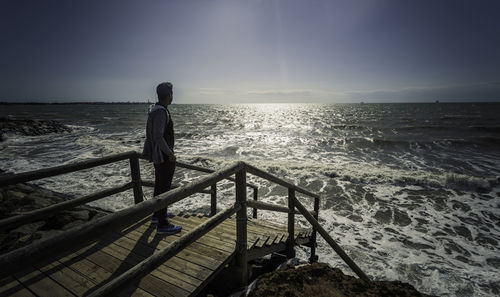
[156,82,173,105]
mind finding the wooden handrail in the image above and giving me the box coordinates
[246,200,316,217]
[0,161,244,279]
[0,182,134,232]
[87,203,240,297]
[142,180,213,194]
[245,163,320,200]
[175,160,259,190]
[0,151,137,187]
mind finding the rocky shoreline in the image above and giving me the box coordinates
[0,181,110,254]
[245,262,433,297]
[0,116,72,142]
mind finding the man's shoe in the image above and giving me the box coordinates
[151,213,175,224]
[157,224,182,235]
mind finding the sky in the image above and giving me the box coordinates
[1,0,500,103]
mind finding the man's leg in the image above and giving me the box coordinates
[153,160,176,227]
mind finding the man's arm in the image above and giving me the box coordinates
[151,110,174,159]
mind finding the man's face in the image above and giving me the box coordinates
[161,93,173,105]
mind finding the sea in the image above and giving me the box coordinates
[1,103,499,296]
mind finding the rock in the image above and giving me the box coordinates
[0,183,110,254]
[348,214,364,222]
[402,239,434,250]
[11,221,45,235]
[374,208,392,224]
[62,220,87,230]
[6,190,26,200]
[66,210,90,221]
[246,262,433,297]
[451,200,471,212]
[475,234,498,247]
[486,257,500,269]
[14,183,36,193]
[453,225,473,241]
[364,192,376,204]
[394,209,412,227]
[0,117,72,141]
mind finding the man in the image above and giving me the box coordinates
[142,82,182,235]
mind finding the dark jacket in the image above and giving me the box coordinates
[142,104,174,164]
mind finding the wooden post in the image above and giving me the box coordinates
[310,196,320,263]
[235,165,248,286]
[210,184,217,216]
[252,188,258,219]
[286,188,296,258]
[129,154,143,204]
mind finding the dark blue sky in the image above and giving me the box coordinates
[1,0,499,103]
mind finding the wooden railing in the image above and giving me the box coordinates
[0,151,369,296]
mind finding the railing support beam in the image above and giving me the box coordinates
[129,154,143,204]
[235,164,248,286]
[286,188,296,258]
[310,196,320,263]
[252,188,258,219]
[210,184,217,216]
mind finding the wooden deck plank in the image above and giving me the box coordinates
[99,238,200,291]
[135,216,237,254]
[188,214,310,241]
[118,286,156,297]
[78,248,188,297]
[176,216,267,247]
[15,268,75,297]
[107,231,214,282]
[169,217,240,251]
[89,233,200,292]
[178,215,311,252]
[1,212,313,297]
[116,216,235,255]
[47,233,191,297]
[125,228,228,270]
[0,277,36,297]
[35,260,96,296]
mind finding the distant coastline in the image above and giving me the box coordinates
[1,101,499,105]
[0,101,150,105]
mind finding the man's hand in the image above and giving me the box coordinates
[167,153,176,162]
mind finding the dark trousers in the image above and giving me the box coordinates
[153,159,176,227]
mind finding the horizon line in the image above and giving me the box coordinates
[1,100,500,105]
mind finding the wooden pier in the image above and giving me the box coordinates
[0,151,368,297]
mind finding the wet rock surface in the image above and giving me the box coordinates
[0,182,109,254]
[0,117,72,141]
[247,262,433,297]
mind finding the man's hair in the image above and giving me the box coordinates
[156,82,173,101]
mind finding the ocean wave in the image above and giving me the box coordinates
[330,124,368,130]
[396,125,452,131]
[444,173,499,192]
[469,126,500,133]
[437,137,500,147]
